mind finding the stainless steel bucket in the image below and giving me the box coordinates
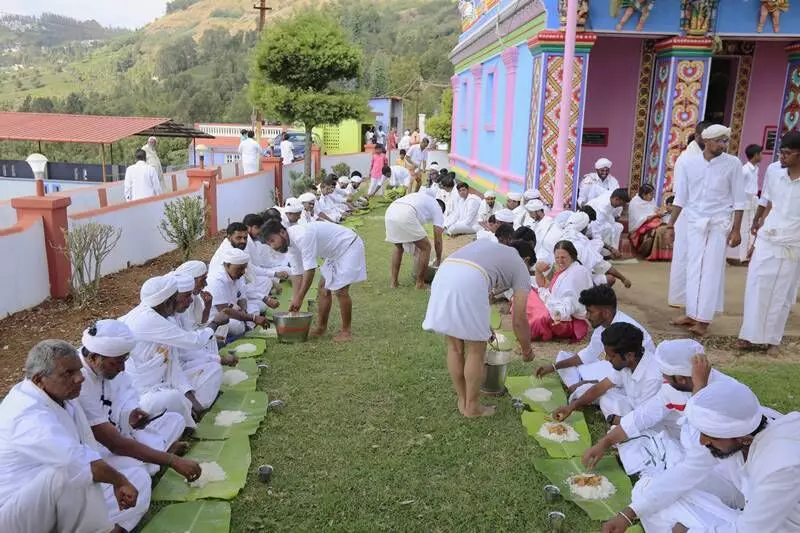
[481,349,511,395]
[272,312,313,343]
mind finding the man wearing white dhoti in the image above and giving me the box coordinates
[668,122,710,308]
[0,340,141,533]
[174,260,212,330]
[238,130,262,175]
[587,188,629,253]
[727,144,762,263]
[77,320,201,480]
[124,149,162,202]
[142,136,165,191]
[668,381,800,533]
[120,275,214,426]
[206,248,270,338]
[536,285,655,412]
[298,192,322,224]
[670,124,747,336]
[423,238,535,417]
[578,158,620,207]
[550,322,662,424]
[477,190,497,226]
[443,181,481,236]
[261,220,367,342]
[385,191,446,289]
[317,176,347,222]
[244,213,291,285]
[596,343,779,533]
[739,132,800,356]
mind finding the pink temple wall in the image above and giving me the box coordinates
[739,40,790,185]
[579,37,642,187]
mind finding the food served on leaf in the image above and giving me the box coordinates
[188,461,227,488]
[537,421,580,442]
[221,369,248,386]
[523,387,553,402]
[213,410,247,427]
[233,343,258,354]
[566,473,617,500]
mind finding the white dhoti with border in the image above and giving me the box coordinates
[668,215,689,307]
[556,352,629,418]
[102,455,151,531]
[181,355,222,409]
[139,387,195,428]
[385,202,427,244]
[445,222,478,236]
[131,411,186,474]
[320,237,367,291]
[423,258,491,341]
[726,199,756,261]
[632,479,738,533]
[685,215,729,322]
[739,239,800,345]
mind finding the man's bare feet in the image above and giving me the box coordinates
[309,328,326,337]
[670,315,696,327]
[463,404,497,418]
[390,281,399,288]
[415,283,429,291]
[167,441,190,456]
[332,331,353,342]
[688,322,709,337]
[766,345,781,357]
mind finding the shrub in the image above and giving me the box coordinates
[289,170,317,198]
[59,222,122,307]
[331,162,350,177]
[158,196,206,261]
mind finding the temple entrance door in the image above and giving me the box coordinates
[704,57,737,125]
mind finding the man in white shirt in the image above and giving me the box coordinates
[281,199,304,226]
[0,340,141,533]
[515,198,550,233]
[238,130,262,175]
[578,158,620,207]
[739,132,800,355]
[506,191,524,218]
[477,190,497,227]
[587,188,630,252]
[261,220,367,342]
[535,285,655,418]
[727,144,762,263]
[398,130,412,151]
[77,319,200,478]
[142,136,165,191]
[124,149,162,202]
[278,132,294,166]
[206,248,270,338]
[387,163,412,189]
[443,181,482,236]
[385,191,446,289]
[404,138,430,192]
[670,124,747,336]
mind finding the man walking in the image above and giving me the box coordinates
[239,130,262,174]
[124,149,162,202]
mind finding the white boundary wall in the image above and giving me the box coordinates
[216,170,276,231]
[68,188,205,277]
[0,219,51,317]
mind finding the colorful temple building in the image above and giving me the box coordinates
[449,0,800,204]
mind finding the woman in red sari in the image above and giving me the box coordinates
[628,184,673,261]
[526,240,593,342]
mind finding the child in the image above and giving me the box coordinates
[368,145,389,197]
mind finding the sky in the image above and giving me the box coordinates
[1,0,169,29]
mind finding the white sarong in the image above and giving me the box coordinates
[632,478,738,533]
[668,215,689,307]
[385,202,427,243]
[422,258,491,341]
[320,237,367,291]
[556,351,629,419]
[685,215,729,322]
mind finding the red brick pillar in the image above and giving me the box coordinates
[187,168,218,235]
[261,156,283,206]
[311,145,322,179]
[12,195,72,298]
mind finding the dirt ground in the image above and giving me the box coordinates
[0,234,224,396]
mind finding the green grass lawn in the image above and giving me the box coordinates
[150,208,800,533]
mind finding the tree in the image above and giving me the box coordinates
[426,88,452,144]
[251,10,369,178]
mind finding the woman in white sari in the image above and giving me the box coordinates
[628,184,673,261]
[526,240,593,342]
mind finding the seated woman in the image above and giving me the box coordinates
[628,184,673,261]
[525,240,593,342]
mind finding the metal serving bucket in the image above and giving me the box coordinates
[272,312,313,344]
[481,348,511,396]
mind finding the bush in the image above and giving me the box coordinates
[59,222,122,307]
[289,170,317,198]
[158,196,206,261]
[331,162,351,177]
[210,8,244,18]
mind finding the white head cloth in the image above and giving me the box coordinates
[507,192,523,202]
[494,209,516,223]
[284,203,303,214]
[566,211,590,232]
[483,190,497,199]
[701,124,731,140]
[338,176,350,185]
[595,158,612,170]
[686,380,763,438]
[140,275,178,307]
[523,189,540,201]
[656,339,704,377]
[298,192,316,203]
[222,248,250,265]
[351,176,363,184]
[284,197,298,207]
[147,136,157,144]
[555,210,573,229]
[175,260,207,279]
[82,319,136,357]
[429,162,440,169]
[173,272,195,293]
[525,199,545,212]
[404,130,410,135]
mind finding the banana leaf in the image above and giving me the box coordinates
[219,358,258,392]
[489,329,516,352]
[244,325,277,339]
[140,501,231,533]
[152,436,251,501]
[532,456,634,521]
[505,374,568,413]
[194,390,268,440]
[521,411,592,458]
[219,338,266,359]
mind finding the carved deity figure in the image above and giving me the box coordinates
[615,1,654,32]
[458,0,476,25]
[757,0,789,32]
[681,0,718,36]
[559,0,590,31]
